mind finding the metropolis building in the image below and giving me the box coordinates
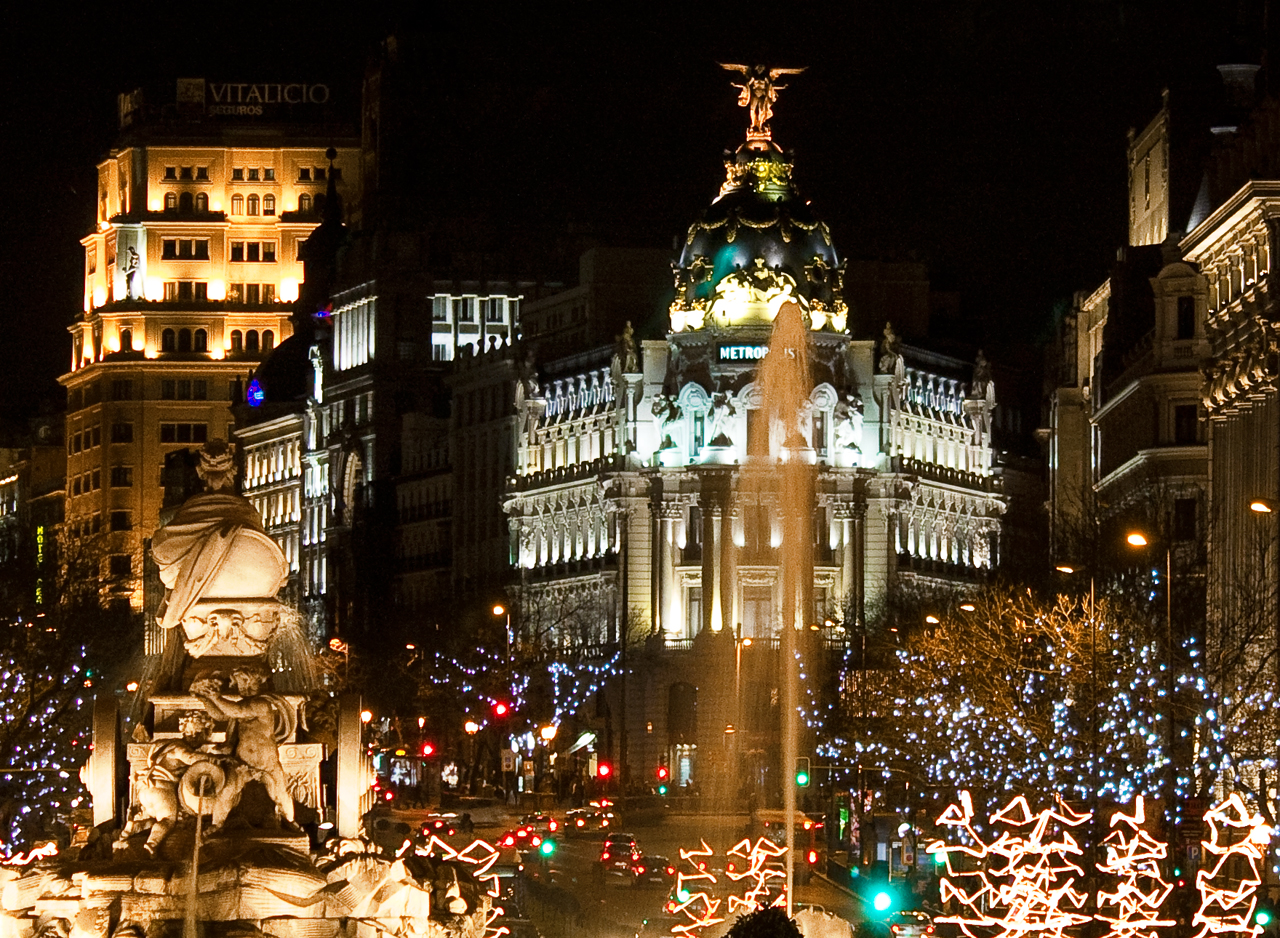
[502,99,1005,787]
[60,79,358,636]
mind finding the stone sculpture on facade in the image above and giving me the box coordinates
[113,710,215,855]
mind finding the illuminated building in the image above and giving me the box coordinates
[502,94,1005,785]
[0,419,65,620]
[59,79,357,629]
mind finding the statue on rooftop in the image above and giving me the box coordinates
[719,64,806,141]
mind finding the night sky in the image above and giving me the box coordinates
[0,4,1256,434]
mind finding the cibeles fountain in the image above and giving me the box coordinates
[0,442,491,938]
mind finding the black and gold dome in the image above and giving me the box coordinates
[671,138,847,334]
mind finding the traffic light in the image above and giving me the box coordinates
[1254,899,1275,932]
[421,741,435,757]
[492,701,510,718]
[597,762,613,779]
[656,765,669,794]
[795,756,811,787]
[873,890,893,912]
[539,838,556,857]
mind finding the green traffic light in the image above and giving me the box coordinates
[795,770,810,787]
[539,839,556,856]
[657,784,668,795]
[1257,910,1272,927]
[678,888,690,902]
[873,891,892,912]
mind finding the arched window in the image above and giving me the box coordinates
[263,330,275,351]
[231,194,243,215]
[164,192,177,212]
[194,329,208,352]
[119,328,132,352]
[263,194,275,215]
[246,330,260,353]
[298,193,312,213]
[178,329,192,352]
[247,194,260,216]
[179,192,193,213]
[231,330,243,353]
[195,193,208,213]
[161,329,176,352]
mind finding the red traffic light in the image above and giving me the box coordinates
[492,701,510,717]
[421,742,435,757]
[656,765,669,781]
[597,762,612,778]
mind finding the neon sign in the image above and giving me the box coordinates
[717,344,769,362]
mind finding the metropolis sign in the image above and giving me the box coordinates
[717,344,770,362]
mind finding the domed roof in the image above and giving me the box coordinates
[245,321,315,409]
[671,142,846,333]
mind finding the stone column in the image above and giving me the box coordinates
[660,510,679,638]
[704,501,722,633]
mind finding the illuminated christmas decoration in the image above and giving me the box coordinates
[414,835,507,938]
[930,791,1091,938]
[724,837,788,913]
[1193,794,1272,938]
[671,840,725,937]
[1096,796,1175,938]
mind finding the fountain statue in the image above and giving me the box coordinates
[1,442,490,938]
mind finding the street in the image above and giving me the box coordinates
[390,807,867,938]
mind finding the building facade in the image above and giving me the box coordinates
[60,80,358,629]
[503,120,1005,790]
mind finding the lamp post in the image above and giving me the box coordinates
[1126,531,1176,842]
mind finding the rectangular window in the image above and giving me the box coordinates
[432,343,449,361]
[248,168,260,181]
[433,297,449,321]
[193,379,207,400]
[1174,497,1197,541]
[298,167,311,181]
[686,587,703,639]
[111,422,133,443]
[110,511,131,532]
[178,281,193,302]
[111,379,132,401]
[263,168,275,181]
[163,240,177,260]
[161,380,175,400]
[110,466,133,487]
[692,414,704,456]
[1174,404,1199,445]
[485,298,504,322]
[247,242,261,262]
[164,167,177,180]
[91,426,101,448]
[109,554,131,578]
[262,242,276,263]
[245,284,261,304]
[179,167,193,180]
[194,240,209,260]
[160,423,209,444]
[232,168,244,181]
[196,166,208,180]
[177,380,192,400]
[91,469,100,490]
[1176,295,1195,340]
[227,283,244,302]
[812,411,828,456]
[72,432,82,454]
[194,282,207,301]
[262,283,275,303]
[742,586,774,639]
[164,282,178,301]
[231,242,244,262]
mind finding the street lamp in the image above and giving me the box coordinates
[1126,529,1176,833]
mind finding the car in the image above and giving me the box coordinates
[598,832,640,878]
[497,825,539,848]
[419,813,460,838]
[520,813,560,835]
[565,807,615,835]
[631,854,676,887]
[888,911,935,938]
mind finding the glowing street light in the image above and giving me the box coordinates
[359,710,372,724]
[539,724,558,742]
[1126,531,1149,547]
[464,720,480,735]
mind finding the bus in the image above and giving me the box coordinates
[747,809,826,884]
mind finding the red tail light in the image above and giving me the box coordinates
[636,866,646,874]
[667,902,676,913]
[666,866,675,875]
[576,819,585,827]
[549,820,558,831]
[601,851,611,861]
[727,862,736,872]
[531,835,542,846]
[892,927,900,934]
[927,928,935,935]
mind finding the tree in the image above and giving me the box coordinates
[824,583,1167,813]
